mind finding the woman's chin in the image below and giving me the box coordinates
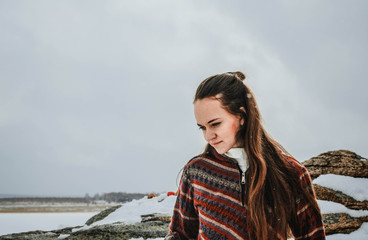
[213,146,229,155]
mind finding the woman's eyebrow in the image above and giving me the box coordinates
[197,118,220,127]
[208,118,220,124]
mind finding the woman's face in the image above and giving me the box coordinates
[194,97,243,154]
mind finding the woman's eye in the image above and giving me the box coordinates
[212,122,221,127]
[198,126,205,131]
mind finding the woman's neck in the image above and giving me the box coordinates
[224,148,248,172]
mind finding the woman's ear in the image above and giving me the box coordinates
[240,107,246,126]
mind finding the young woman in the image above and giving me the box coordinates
[165,72,325,240]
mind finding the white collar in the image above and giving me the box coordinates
[224,148,248,172]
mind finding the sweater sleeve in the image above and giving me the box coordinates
[290,166,326,240]
[165,167,199,240]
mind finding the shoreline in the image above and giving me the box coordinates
[0,210,102,213]
[0,204,120,214]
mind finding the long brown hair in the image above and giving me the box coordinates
[194,71,320,239]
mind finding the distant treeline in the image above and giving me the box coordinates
[0,197,88,203]
[0,192,149,204]
[86,192,148,203]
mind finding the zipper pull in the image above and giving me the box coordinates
[241,171,245,184]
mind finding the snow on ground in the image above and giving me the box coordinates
[314,174,368,239]
[313,174,368,201]
[0,212,97,236]
[2,178,368,239]
[57,234,69,239]
[318,200,368,217]
[92,193,176,226]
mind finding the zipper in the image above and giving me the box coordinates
[239,168,246,207]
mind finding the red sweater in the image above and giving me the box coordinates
[166,148,325,240]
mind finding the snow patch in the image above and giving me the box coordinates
[93,194,176,226]
[57,234,70,239]
[313,174,368,201]
[318,200,368,217]
[71,224,91,233]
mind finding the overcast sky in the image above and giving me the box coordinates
[1,0,367,196]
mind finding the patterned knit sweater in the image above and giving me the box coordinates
[165,148,325,240]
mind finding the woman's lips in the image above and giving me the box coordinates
[212,141,222,146]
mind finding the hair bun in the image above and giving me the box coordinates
[234,71,246,81]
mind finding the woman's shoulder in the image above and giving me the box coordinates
[282,154,308,177]
[179,154,211,181]
[183,153,212,169]
[183,151,234,170]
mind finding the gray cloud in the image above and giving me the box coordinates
[0,0,367,196]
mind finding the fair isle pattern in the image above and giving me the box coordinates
[166,149,326,240]
[188,168,241,192]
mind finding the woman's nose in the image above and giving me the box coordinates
[204,129,216,142]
